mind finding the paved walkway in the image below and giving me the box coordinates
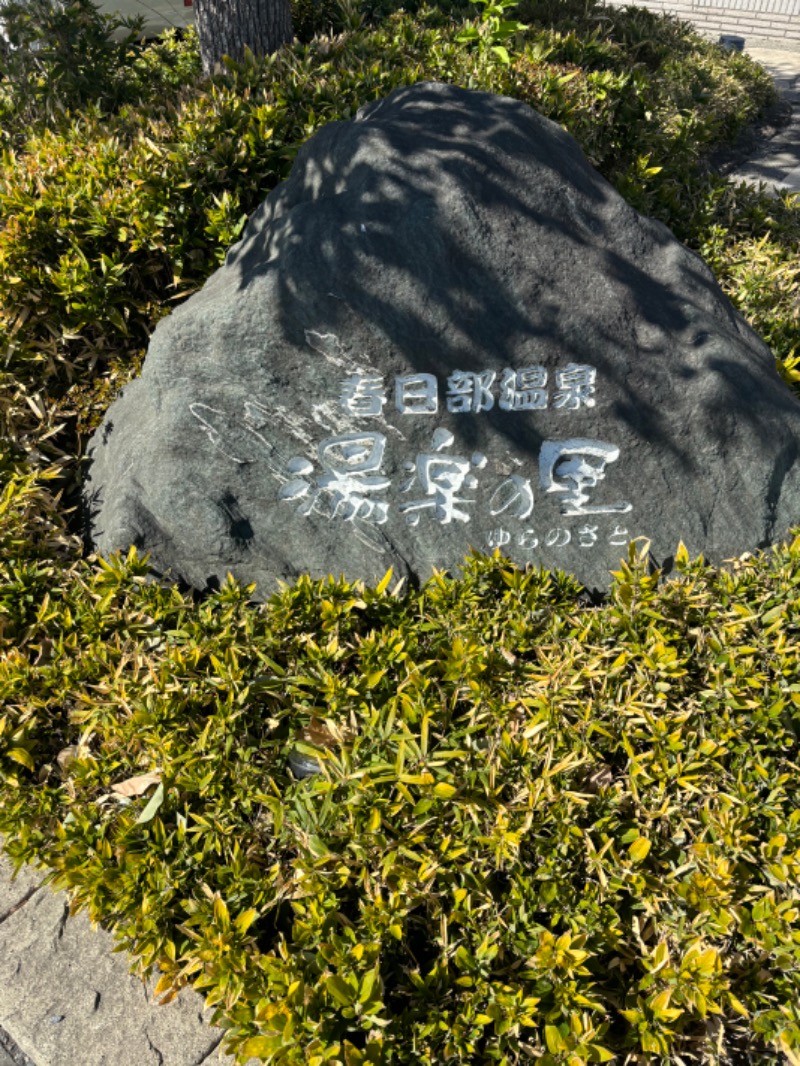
[723,44,800,196]
[0,847,257,1065]
[1,41,799,1066]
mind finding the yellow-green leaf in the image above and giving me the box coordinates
[6,748,35,771]
[234,908,258,935]
[241,1034,285,1056]
[728,993,750,1018]
[545,1025,566,1053]
[628,836,651,862]
[375,568,393,595]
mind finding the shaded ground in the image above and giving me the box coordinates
[704,94,795,177]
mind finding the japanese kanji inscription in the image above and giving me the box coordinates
[263,363,637,558]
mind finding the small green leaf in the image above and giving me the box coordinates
[374,568,394,594]
[590,1046,616,1062]
[241,1034,284,1056]
[728,993,750,1018]
[213,894,230,929]
[234,908,258,935]
[326,974,356,1006]
[545,1024,566,1053]
[359,967,379,1004]
[6,748,34,771]
[344,1041,365,1066]
[135,782,165,824]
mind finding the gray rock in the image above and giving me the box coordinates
[85,81,800,595]
[0,1026,36,1066]
[0,846,241,1066]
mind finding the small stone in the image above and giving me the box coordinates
[584,765,615,793]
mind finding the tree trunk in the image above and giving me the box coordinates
[194,0,293,74]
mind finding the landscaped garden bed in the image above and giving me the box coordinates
[1,0,799,1061]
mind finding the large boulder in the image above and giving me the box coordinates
[84,81,800,596]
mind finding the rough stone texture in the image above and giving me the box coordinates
[0,851,45,925]
[0,1026,36,1066]
[85,81,800,595]
[0,847,238,1066]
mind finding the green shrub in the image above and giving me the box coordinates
[0,0,142,135]
[2,543,800,1064]
[0,2,202,151]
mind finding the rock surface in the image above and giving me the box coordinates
[0,846,257,1066]
[85,81,800,596]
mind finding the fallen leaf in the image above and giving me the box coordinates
[584,764,614,793]
[111,771,161,797]
[56,746,78,774]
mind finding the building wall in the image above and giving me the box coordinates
[96,0,194,36]
[602,0,799,46]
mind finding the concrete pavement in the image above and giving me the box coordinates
[0,40,799,1066]
[721,43,800,196]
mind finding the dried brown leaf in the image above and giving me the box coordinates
[110,771,162,797]
[56,746,78,774]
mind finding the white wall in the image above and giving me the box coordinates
[96,0,195,35]
[602,0,800,47]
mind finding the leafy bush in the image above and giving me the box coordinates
[0,0,203,149]
[1,2,800,1063]
[0,0,140,135]
[2,543,800,1065]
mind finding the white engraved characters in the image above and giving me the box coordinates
[488,474,534,520]
[279,432,390,523]
[540,439,632,516]
[499,367,548,411]
[489,525,633,553]
[387,364,596,415]
[340,373,387,417]
[446,370,496,413]
[553,364,596,409]
[396,374,438,414]
[399,428,487,526]
[486,528,511,548]
[609,524,629,546]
